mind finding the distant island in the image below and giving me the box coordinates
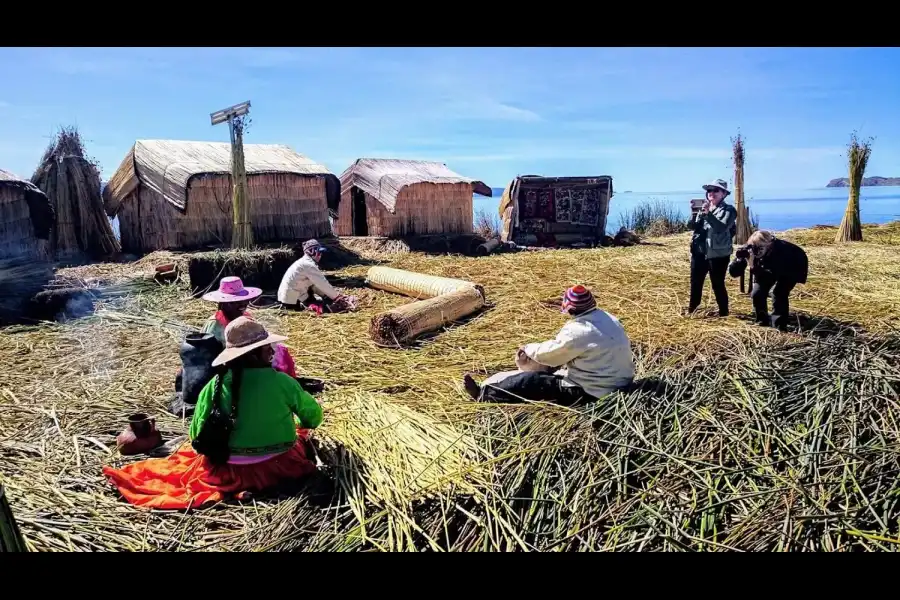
[826,176,900,188]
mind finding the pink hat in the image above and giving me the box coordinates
[201,276,262,303]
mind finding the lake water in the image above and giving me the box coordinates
[108,185,900,242]
[473,186,900,233]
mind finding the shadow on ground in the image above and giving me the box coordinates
[734,311,867,339]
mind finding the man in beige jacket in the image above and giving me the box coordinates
[463,285,634,405]
[277,240,356,314]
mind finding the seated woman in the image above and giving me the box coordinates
[103,318,323,510]
[278,240,357,314]
[201,276,296,377]
[729,230,808,330]
[463,285,635,406]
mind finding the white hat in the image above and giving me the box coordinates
[702,179,730,197]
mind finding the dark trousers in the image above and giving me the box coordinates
[689,254,730,315]
[750,273,795,329]
[284,292,335,311]
[481,371,593,407]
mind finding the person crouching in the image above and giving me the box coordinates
[729,230,808,330]
[278,240,357,314]
[463,285,635,406]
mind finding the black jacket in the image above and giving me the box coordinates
[741,238,809,284]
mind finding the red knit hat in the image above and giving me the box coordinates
[561,285,596,314]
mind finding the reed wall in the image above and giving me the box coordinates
[0,186,52,260]
[335,182,474,237]
[116,173,332,253]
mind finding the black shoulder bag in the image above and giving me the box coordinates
[192,367,241,466]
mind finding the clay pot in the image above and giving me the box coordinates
[116,413,163,456]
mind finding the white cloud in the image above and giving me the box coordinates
[436,98,541,122]
[387,144,846,164]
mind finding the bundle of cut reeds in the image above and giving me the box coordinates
[366,266,484,299]
[836,133,873,243]
[370,286,485,347]
[31,127,120,258]
[732,133,754,244]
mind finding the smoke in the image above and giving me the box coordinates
[0,257,55,324]
[26,288,96,322]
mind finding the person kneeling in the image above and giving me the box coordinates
[463,285,635,406]
[729,230,808,330]
[200,276,297,377]
[278,239,357,314]
[103,318,323,510]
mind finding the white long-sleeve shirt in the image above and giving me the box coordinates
[523,308,635,398]
[277,255,340,305]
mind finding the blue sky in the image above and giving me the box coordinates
[1,47,898,192]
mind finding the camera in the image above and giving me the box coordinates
[735,246,751,260]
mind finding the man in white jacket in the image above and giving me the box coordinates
[463,285,634,405]
[278,240,356,314]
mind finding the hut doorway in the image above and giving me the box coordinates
[351,187,368,236]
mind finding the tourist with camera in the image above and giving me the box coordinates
[687,179,738,317]
[729,230,809,330]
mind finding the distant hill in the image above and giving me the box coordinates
[826,176,900,188]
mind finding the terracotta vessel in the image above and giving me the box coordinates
[116,413,163,456]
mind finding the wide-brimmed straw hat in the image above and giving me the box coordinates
[201,276,262,303]
[702,178,731,197]
[211,317,288,367]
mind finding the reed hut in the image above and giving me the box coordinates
[103,140,340,254]
[0,168,54,261]
[499,175,613,247]
[335,159,491,237]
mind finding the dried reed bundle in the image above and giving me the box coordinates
[476,238,502,256]
[230,117,253,249]
[370,287,485,347]
[366,266,483,299]
[732,133,754,243]
[836,133,874,243]
[31,127,120,258]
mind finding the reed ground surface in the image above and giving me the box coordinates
[1,222,899,551]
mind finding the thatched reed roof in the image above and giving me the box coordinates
[0,168,53,240]
[103,140,335,215]
[339,158,492,214]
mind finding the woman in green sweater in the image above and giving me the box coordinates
[191,317,322,464]
[104,317,324,509]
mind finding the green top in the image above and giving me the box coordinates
[698,201,737,259]
[201,318,226,345]
[189,367,323,456]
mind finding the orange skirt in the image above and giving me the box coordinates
[102,432,317,510]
